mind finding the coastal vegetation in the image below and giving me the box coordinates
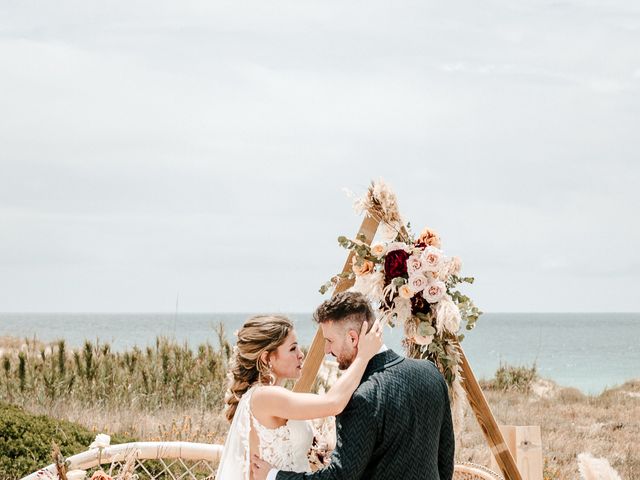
[1,336,637,479]
[0,330,231,412]
[0,401,131,479]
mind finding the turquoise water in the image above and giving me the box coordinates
[0,312,637,394]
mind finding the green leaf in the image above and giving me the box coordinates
[418,323,436,336]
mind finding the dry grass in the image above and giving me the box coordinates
[456,379,640,479]
[23,400,230,445]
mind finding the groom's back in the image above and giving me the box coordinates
[356,354,454,479]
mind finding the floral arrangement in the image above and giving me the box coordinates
[320,180,481,422]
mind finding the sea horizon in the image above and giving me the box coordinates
[1,311,638,395]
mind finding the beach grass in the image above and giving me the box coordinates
[0,330,231,413]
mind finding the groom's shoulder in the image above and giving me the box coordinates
[381,355,447,389]
[404,356,448,381]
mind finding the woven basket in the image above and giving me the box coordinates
[453,462,505,480]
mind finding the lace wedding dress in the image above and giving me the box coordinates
[215,385,315,479]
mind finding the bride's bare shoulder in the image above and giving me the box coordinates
[251,384,288,402]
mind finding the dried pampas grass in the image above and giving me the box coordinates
[578,453,622,480]
[346,179,408,242]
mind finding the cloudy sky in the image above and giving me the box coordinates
[1,0,639,313]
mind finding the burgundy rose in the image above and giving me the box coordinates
[411,291,432,315]
[384,249,409,282]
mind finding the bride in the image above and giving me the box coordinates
[215,314,383,479]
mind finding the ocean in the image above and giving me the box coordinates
[0,312,637,394]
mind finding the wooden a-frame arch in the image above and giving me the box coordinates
[293,212,523,480]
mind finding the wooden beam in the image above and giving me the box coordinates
[293,214,380,393]
[457,343,523,480]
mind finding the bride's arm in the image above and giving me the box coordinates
[252,320,382,421]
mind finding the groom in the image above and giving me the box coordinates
[252,291,455,480]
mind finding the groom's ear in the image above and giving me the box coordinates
[347,329,359,346]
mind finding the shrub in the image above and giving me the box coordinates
[0,401,130,479]
[491,362,538,393]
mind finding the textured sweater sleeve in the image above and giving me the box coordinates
[437,380,455,480]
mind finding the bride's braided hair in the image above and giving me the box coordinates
[224,315,294,422]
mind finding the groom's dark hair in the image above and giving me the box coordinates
[314,291,375,332]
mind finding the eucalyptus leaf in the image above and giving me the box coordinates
[418,323,436,336]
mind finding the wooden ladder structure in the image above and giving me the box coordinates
[293,213,523,480]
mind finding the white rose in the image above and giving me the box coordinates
[408,274,428,294]
[423,280,446,303]
[66,471,87,480]
[435,295,462,333]
[406,254,425,276]
[420,246,445,272]
[89,433,111,450]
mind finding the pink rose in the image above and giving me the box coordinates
[408,274,428,294]
[420,246,444,272]
[423,280,446,303]
[448,256,462,276]
[406,254,425,276]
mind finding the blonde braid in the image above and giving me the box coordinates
[224,315,293,422]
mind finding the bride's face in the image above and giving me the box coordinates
[269,331,305,381]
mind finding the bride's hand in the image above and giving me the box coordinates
[251,454,273,480]
[356,319,383,361]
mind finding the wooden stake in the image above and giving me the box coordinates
[293,214,379,393]
[457,343,523,480]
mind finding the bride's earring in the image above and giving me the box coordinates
[258,358,275,386]
[267,362,275,385]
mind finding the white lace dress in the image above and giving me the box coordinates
[215,385,314,479]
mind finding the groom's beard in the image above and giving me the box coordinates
[336,350,357,370]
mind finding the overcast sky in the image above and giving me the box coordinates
[1,0,639,313]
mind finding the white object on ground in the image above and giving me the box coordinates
[577,452,622,480]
